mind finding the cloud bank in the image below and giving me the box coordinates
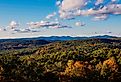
[1,0,120,35]
[57,0,121,20]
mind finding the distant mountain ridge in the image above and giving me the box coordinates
[36,35,117,41]
[23,35,118,41]
[0,35,118,41]
[0,35,119,50]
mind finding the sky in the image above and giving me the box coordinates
[0,0,121,39]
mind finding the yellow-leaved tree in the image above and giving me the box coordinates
[60,60,93,81]
[0,65,4,81]
[96,57,118,80]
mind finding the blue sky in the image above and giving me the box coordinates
[0,0,56,26]
[0,0,121,39]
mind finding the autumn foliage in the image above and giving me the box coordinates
[0,39,121,82]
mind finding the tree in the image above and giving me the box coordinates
[100,57,118,80]
[60,60,93,81]
[0,65,4,81]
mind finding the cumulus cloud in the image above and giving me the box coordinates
[93,14,108,21]
[13,29,30,33]
[9,21,19,29]
[27,20,59,29]
[12,28,40,33]
[48,24,72,29]
[95,0,104,5]
[46,12,57,19]
[0,27,5,31]
[57,0,121,20]
[27,19,72,29]
[56,0,61,6]
[75,22,86,27]
[60,0,87,11]
[0,28,2,31]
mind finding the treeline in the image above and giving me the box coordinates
[0,39,121,82]
[0,39,50,50]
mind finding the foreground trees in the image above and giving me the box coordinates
[0,39,121,81]
[0,65,4,81]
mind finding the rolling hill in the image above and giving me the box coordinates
[0,36,121,82]
[0,35,118,50]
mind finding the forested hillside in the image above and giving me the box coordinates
[0,39,50,50]
[0,35,117,50]
[0,38,121,82]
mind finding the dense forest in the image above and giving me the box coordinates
[0,39,50,50]
[0,38,121,82]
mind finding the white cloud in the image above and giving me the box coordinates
[60,0,87,11]
[9,21,19,29]
[27,19,72,29]
[93,14,108,21]
[59,10,75,19]
[75,22,86,27]
[48,25,71,29]
[95,0,104,5]
[56,1,61,6]
[46,12,56,19]
[57,0,121,20]
[12,28,40,33]
[27,20,60,29]
[111,0,118,3]
[0,28,2,31]
[58,0,88,19]
[79,4,121,16]
[0,26,7,31]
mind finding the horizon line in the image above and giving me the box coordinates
[0,34,120,39]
